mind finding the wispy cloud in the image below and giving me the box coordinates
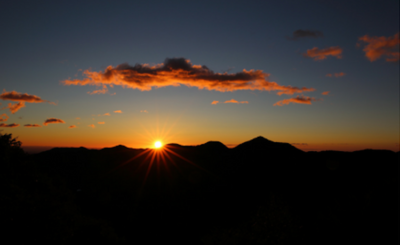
[0,90,55,104]
[4,102,26,114]
[326,72,345,77]
[303,46,343,60]
[322,91,330,95]
[140,110,148,113]
[358,32,399,62]
[104,113,110,116]
[211,100,219,105]
[24,124,41,127]
[273,95,321,106]
[62,58,315,95]
[43,118,65,126]
[0,113,9,122]
[287,29,323,40]
[224,99,249,104]
[0,123,19,128]
[87,85,109,95]
[76,117,80,120]
[98,122,105,124]
[0,90,55,114]
[114,110,122,113]
[88,124,95,128]
[69,125,77,128]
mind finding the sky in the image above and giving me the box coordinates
[0,0,399,152]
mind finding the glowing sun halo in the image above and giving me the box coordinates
[154,141,163,149]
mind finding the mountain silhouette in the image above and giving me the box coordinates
[2,135,398,244]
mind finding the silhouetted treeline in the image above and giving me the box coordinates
[1,134,398,244]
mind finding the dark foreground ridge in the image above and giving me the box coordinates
[1,135,399,244]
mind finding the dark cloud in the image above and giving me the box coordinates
[43,118,65,126]
[24,124,41,127]
[287,29,323,40]
[62,58,315,95]
[0,90,55,104]
[0,123,19,127]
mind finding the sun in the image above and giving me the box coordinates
[154,140,163,149]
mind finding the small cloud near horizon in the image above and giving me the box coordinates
[62,58,315,96]
[88,124,95,128]
[303,46,343,61]
[0,123,19,128]
[140,110,148,113]
[358,32,399,62]
[43,118,65,126]
[114,110,122,113]
[211,100,219,105]
[322,91,330,95]
[3,102,26,114]
[287,29,323,40]
[0,113,9,122]
[326,72,345,77]
[69,125,77,128]
[274,95,321,106]
[0,90,56,114]
[104,113,110,116]
[224,99,249,104]
[76,117,80,120]
[24,124,41,127]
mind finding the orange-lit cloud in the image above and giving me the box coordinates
[0,113,9,122]
[24,124,41,127]
[224,99,249,104]
[0,123,19,128]
[69,125,77,128]
[211,100,219,105]
[287,29,323,40]
[88,124,95,128]
[114,110,122,113]
[62,58,315,95]
[326,72,345,77]
[140,110,148,113]
[4,102,26,114]
[0,90,55,104]
[88,85,109,95]
[98,122,105,124]
[358,33,399,62]
[303,46,343,60]
[76,117,80,119]
[43,118,65,126]
[273,95,321,106]
[104,113,110,116]
[322,91,330,95]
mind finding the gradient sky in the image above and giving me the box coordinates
[0,0,399,151]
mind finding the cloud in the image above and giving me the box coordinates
[88,85,110,95]
[114,110,122,113]
[69,125,77,128]
[303,46,343,60]
[4,102,26,114]
[76,117,80,120]
[273,95,321,106]
[287,29,323,40]
[0,113,9,122]
[0,123,19,128]
[98,122,105,124]
[88,124,95,128]
[104,113,110,116]
[140,110,148,113]
[326,72,345,77]
[322,91,330,95]
[224,99,249,104]
[43,118,65,126]
[61,58,315,95]
[24,124,41,127]
[358,33,399,62]
[211,100,219,105]
[0,90,55,104]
